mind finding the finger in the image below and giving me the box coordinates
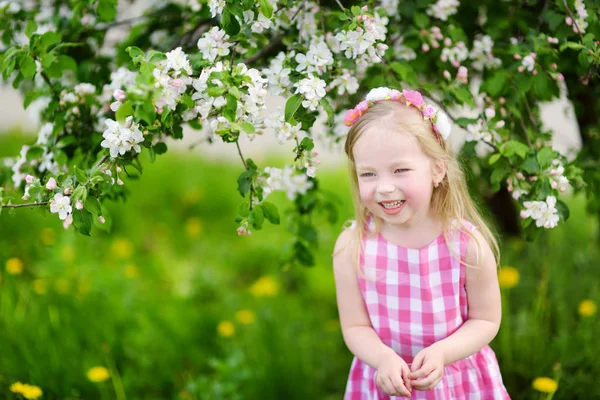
[411,369,441,390]
[390,375,411,397]
[411,352,425,372]
[409,362,435,380]
[401,365,413,392]
[376,375,393,396]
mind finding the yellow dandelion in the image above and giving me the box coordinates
[182,188,203,206]
[10,382,42,399]
[235,309,256,325]
[112,238,134,259]
[578,299,597,317]
[55,278,70,294]
[185,217,202,238]
[124,264,139,279]
[40,228,56,245]
[33,279,46,295]
[10,382,26,394]
[217,321,235,338]
[498,266,520,289]
[6,257,24,275]
[532,377,558,393]
[21,384,43,399]
[87,366,110,382]
[249,276,279,297]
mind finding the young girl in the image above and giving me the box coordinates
[333,87,510,399]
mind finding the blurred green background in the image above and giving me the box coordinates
[1,132,598,400]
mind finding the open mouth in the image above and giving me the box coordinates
[379,200,405,209]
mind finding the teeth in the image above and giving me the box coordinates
[381,200,404,209]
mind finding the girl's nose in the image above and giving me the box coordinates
[377,183,396,194]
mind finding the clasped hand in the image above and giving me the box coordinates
[375,346,445,397]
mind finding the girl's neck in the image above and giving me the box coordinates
[379,213,443,249]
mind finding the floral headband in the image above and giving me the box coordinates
[344,87,452,145]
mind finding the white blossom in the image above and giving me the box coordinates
[50,193,72,220]
[469,35,501,71]
[101,117,144,159]
[294,75,326,111]
[427,0,460,21]
[197,27,233,63]
[208,0,226,17]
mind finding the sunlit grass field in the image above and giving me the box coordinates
[1,132,599,400]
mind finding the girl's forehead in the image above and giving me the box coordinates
[353,125,423,158]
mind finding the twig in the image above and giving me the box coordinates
[563,0,585,42]
[242,36,283,65]
[97,155,108,167]
[334,0,346,11]
[2,201,49,209]
[518,118,534,148]
[523,96,538,130]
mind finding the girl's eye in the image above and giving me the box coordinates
[360,172,374,177]
[395,169,409,173]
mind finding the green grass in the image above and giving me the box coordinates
[0,131,598,399]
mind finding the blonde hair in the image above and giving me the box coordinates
[341,100,500,271]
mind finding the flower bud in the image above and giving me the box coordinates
[25,174,34,183]
[513,54,521,60]
[457,66,468,79]
[520,210,529,219]
[117,178,124,186]
[117,166,122,173]
[444,38,452,46]
[516,172,524,179]
[22,195,29,201]
[46,178,57,190]
[64,187,71,195]
[361,5,368,11]
[495,120,505,129]
[63,214,73,229]
[422,43,430,52]
[113,89,126,101]
[443,70,451,80]
[99,216,106,224]
[566,17,572,26]
[499,97,506,104]
[518,66,524,73]
[431,40,439,48]
[76,200,83,210]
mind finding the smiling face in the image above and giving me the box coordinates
[352,123,438,230]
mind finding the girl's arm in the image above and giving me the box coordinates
[428,229,502,365]
[333,228,399,369]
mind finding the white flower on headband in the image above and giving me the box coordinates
[365,87,392,102]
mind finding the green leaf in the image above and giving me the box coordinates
[38,31,61,50]
[20,55,36,79]
[452,86,474,107]
[241,122,255,134]
[536,146,555,168]
[127,46,145,62]
[390,61,418,86]
[26,146,44,161]
[116,101,134,122]
[501,140,529,159]
[522,154,540,174]
[250,205,265,229]
[484,71,508,97]
[490,162,511,193]
[74,166,87,184]
[153,142,168,155]
[40,52,55,68]
[23,90,43,109]
[84,197,101,215]
[261,201,280,225]
[351,6,361,16]
[237,169,256,197]
[488,153,501,165]
[295,240,315,266]
[97,0,117,22]
[284,95,303,122]
[73,209,93,236]
[300,137,314,152]
[259,0,274,18]
[25,20,37,38]
[559,41,584,52]
[414,13,429,29]
[555,200,570,222]
[57,55,77,72]
[224,94,237,122]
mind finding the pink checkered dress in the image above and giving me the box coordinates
[344,220,510,399]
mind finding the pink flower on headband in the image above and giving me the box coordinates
[356,100,369,113]
[344,109,360,126]
[389,89,402,100]
[403,90,424,106]
[423,105,436,119]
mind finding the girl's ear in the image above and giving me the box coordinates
[432,159,447,185]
